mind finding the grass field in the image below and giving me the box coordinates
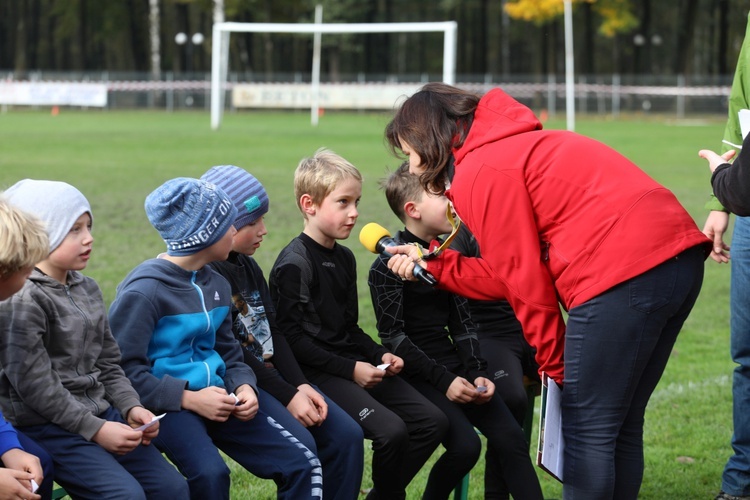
[0,108,736,498]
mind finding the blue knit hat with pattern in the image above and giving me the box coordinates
[201,165,269,231]
[145,177,238,256]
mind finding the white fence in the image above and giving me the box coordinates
[0,72,734,118]
[0,82,108,107]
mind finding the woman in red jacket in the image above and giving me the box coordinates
[384,83,710,499]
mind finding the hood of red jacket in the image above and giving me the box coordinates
[453,88,543,165]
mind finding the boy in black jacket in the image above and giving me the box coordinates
[367,164,543,500]
[269,149,447,500]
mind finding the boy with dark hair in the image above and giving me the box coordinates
[0,180,188,500]
[109,177,321,500]
[368,164,543,499]
[269,149,447,500]
[202,165,364,500]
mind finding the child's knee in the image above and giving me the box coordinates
[195,456,231,489]
[502,390,530,421]
[447,433,482,466]
[107,478,148,500]
[337,416,365,446]
[376,419,410,451]
[425,405,450,439]
[152,467,190,498]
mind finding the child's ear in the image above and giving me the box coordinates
[300,194,316,216]
[404,201,420,220]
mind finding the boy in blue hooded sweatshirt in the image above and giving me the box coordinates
[109,177,321,500]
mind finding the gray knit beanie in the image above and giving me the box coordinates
[201,165,269,231]
[4,179,92,253]
[145,177,238,256]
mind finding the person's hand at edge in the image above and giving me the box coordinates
[0,448,43,498]
[0,468,41,500]
[703,210,730,263]
[698,148,735,173]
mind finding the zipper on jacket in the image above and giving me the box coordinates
[189,271,213,387]
[65,285,100,415]
[542,241,550,262]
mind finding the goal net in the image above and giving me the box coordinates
[210,20,457,129]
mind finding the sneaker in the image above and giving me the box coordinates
[716,491,750,500]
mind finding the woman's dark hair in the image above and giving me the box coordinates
[385,83,480,194]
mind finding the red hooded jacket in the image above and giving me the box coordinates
[428,88,711,383]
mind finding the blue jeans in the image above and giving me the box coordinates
[723,215,750,496]
[19,406,188,500]
[14,431,54,500]
[561,245,705,500]
[154,408,321,500]
[257,387,364,500]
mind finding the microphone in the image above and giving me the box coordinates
[359,223,437,286]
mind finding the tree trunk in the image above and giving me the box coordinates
[14,0,27,73]
[633,0,650,74]
[674,0,699,76]
[582,2,595,75]
[500,0,510,77]
[149,0,161,78]
[73,0,86,71]
[717,0,729,75]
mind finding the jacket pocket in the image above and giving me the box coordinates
[541,240,570,281]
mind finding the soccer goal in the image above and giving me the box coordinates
[210,20,458,130]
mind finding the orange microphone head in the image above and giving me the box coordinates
[359,223,390,254]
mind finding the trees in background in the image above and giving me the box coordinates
[0,0,747,79]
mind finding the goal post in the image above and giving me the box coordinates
[210,20,458,130]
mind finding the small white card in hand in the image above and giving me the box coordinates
[376,363,391,371]
[30,479,39,493]
[739,109,750,140]
[134,413,166,431]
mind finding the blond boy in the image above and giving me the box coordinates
[269,149,447,500]
[0,198,52,499]
[0,198,48,300]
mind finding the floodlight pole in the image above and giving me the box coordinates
[210,23,225,130]
[311,5,323,126]
[210,21,458,130]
